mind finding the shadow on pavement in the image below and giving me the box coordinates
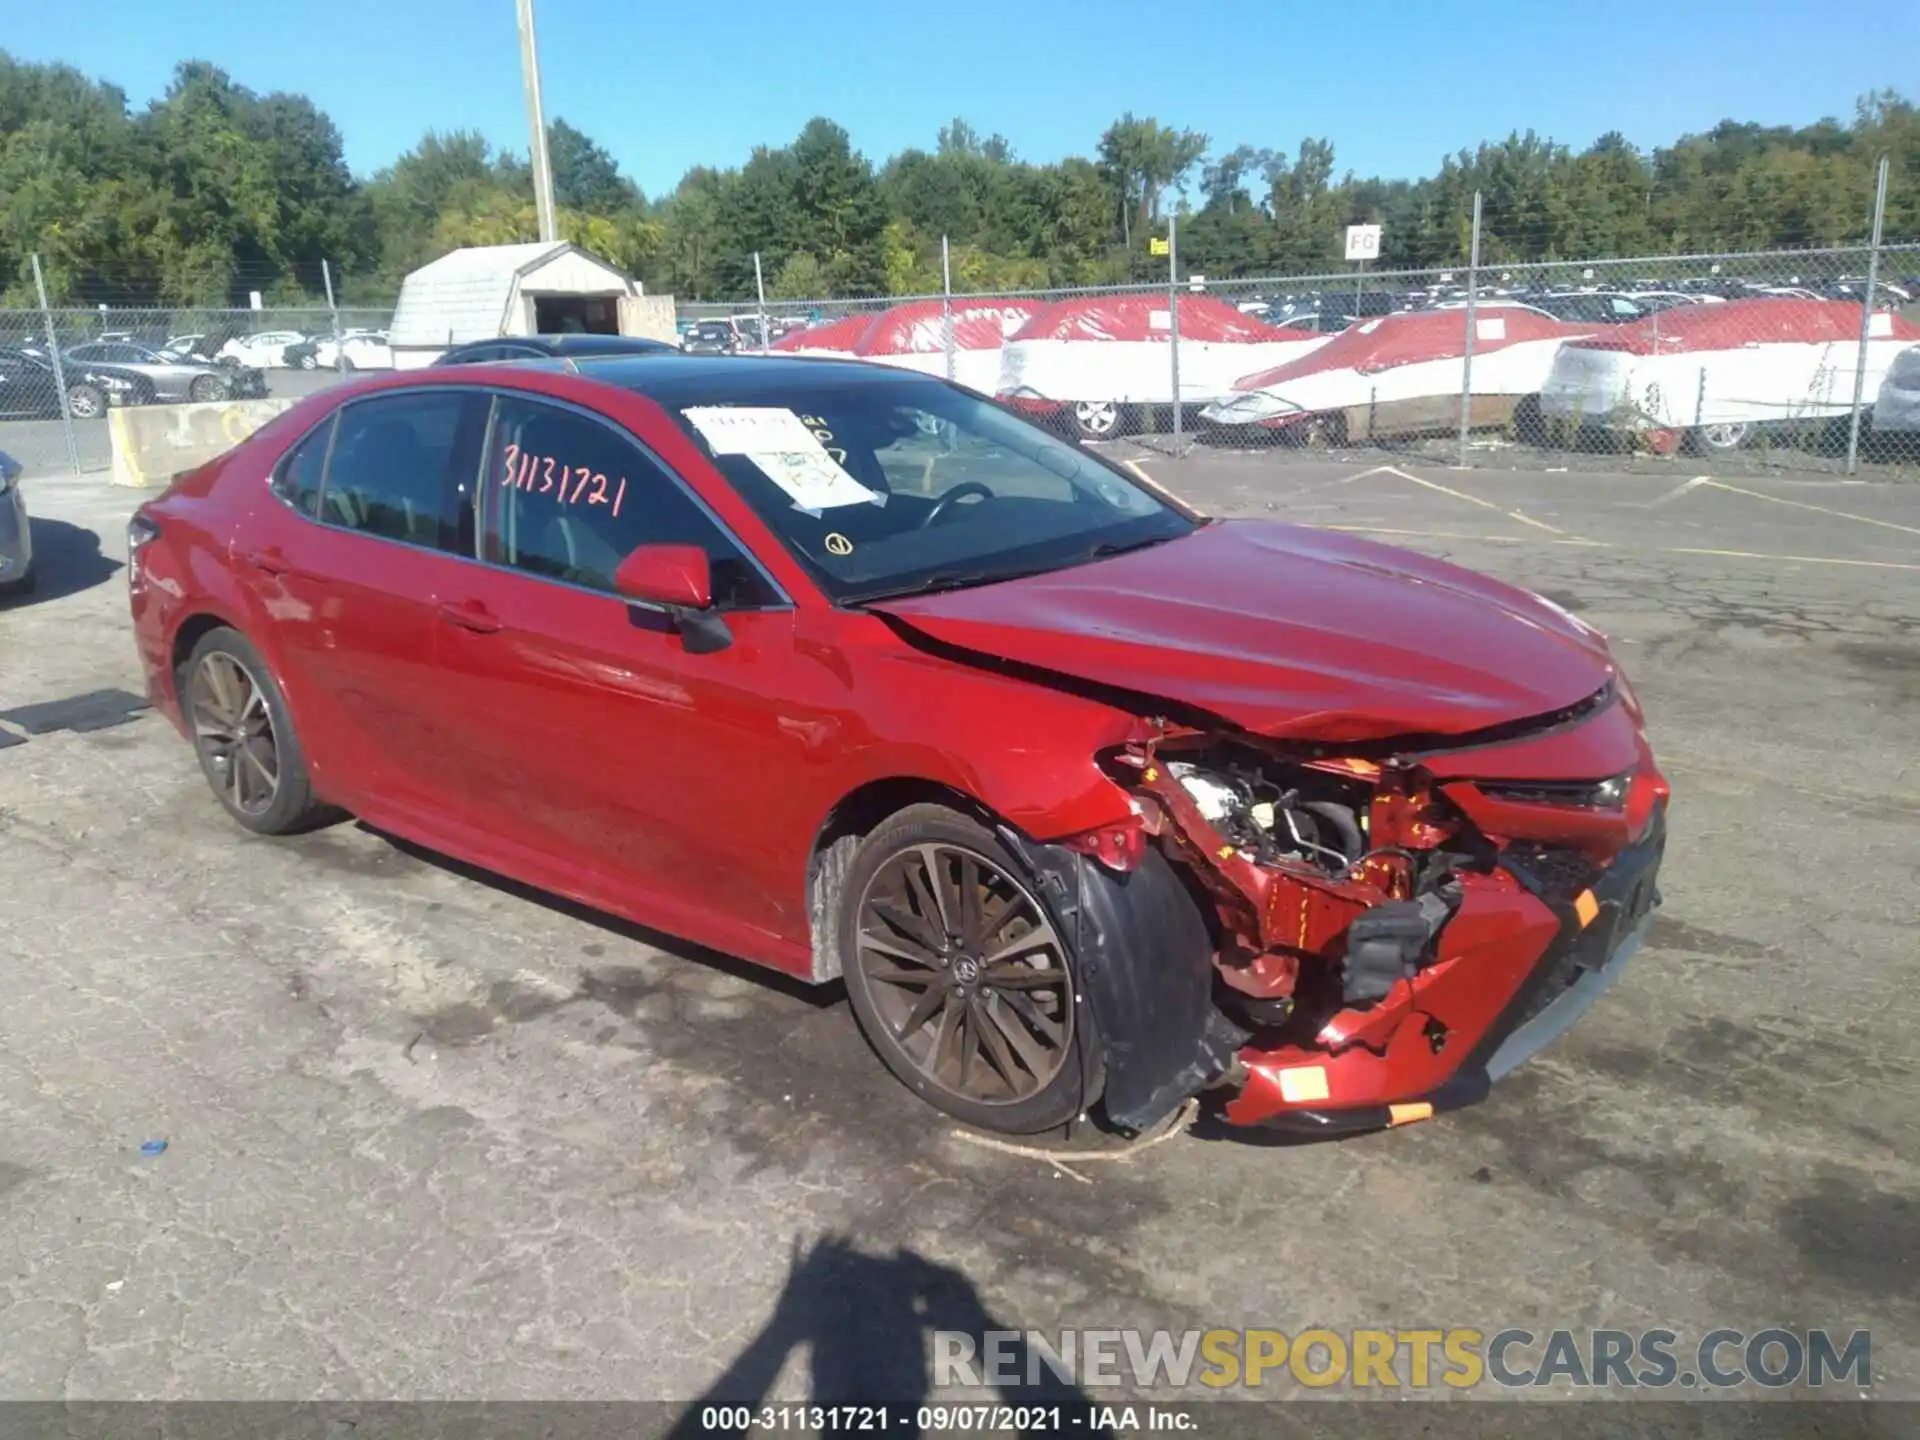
[4,517,122,607]
[666,1234,1104,1438]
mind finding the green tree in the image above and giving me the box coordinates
[548,117,642,214]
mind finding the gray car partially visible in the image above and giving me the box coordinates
[61,342,266,403]
[0,449,31,598]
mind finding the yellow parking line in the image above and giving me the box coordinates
[1123,457,1205,516]
[1644,475,1714,508]
[1668,547,1920,572]
[1699,479,1920,537]
[1375,465,1570,535]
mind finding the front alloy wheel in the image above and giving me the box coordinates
[841,806,1096,1133]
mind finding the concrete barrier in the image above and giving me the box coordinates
[108,397,299,488]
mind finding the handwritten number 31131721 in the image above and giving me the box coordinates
[501,443,628,517]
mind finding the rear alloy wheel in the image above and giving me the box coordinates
[298,353,318,370]
[840,805,1096,1134]
[1693,420,1753,453]
[1071,399,1122,440]
[183,628,337,835]
[188,374,227,404]
[65,383,104,419]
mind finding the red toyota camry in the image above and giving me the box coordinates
[127,354,1668,1138]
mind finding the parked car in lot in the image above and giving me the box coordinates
[1870,344,1920,435]
[0,448,30,598]
[1524,292,1652,325]
[217,330,312,369]
[0,345,146,419]
[64,341,267,404]
[430,333,677,367]
[1204,307,1590,444]
[313,330,395,371]
[127,353,1668,1137]
[1538,297,1920,453]
[1624,291,1711,313]
[681,320,742,355]
[997,293,1333,440]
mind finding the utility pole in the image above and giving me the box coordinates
[516,0,559,242]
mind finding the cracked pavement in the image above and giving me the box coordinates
[0,456,1915,1405]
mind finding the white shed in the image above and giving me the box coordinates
[388,242,658,369]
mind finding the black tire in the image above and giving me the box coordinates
[1511,394,1547,446]
[188,374,227,404]
[298,353,317,370]
[180,627,339,835]
[65,383,105,420]
[838,803,1101,1134]
[339,357,357,373]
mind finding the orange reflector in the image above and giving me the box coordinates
[1573,890,1600,928]
[1278,1066,1330,1104]
[1388,1102,1434,1127]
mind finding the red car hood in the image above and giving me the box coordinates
[870,520,1616,743]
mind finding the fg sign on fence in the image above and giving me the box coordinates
[1345,224,1383,262]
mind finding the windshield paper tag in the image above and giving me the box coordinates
[684,406,826,455]
[682,406,881,512]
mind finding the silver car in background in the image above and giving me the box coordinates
[60,342,267,404]
[0,450,31,598]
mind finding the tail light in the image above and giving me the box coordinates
[127,512,161,552]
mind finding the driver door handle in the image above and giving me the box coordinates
[438,599,503,634]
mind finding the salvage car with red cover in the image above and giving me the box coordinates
[126,353,1668,1138]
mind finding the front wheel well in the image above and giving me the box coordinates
[805,777,996,983]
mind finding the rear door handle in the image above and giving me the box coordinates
[438,599,503,634]
[241,545,291,575]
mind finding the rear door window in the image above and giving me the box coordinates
[318,392,478,552]
[272,417,334,519]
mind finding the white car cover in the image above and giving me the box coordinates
[996,294,1331,409]
[1538,299,1920,437]
[1202,307,1590,433]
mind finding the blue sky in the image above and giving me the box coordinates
[8,0,1913,196]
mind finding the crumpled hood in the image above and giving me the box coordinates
[870,519,1616,743]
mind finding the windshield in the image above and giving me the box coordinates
[658,376,1198,603]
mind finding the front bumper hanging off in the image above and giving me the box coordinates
[1245,802,1667,1135]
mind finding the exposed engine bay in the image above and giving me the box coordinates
[1033,697,1669,1135]
[1083,717,1658,1076]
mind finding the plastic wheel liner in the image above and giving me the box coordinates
[995,829,1247,1133]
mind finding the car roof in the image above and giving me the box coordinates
[558,351,930,403]
[534,333,678,355]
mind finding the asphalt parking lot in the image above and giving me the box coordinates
[0,453,1916,1416]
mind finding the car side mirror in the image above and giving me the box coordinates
[612,544,732,654]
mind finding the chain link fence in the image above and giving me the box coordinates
[0,285,395,475]
[681,166,1919,476]
[6,170,1916,478]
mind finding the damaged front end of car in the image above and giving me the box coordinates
[999,685,1670,1137]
